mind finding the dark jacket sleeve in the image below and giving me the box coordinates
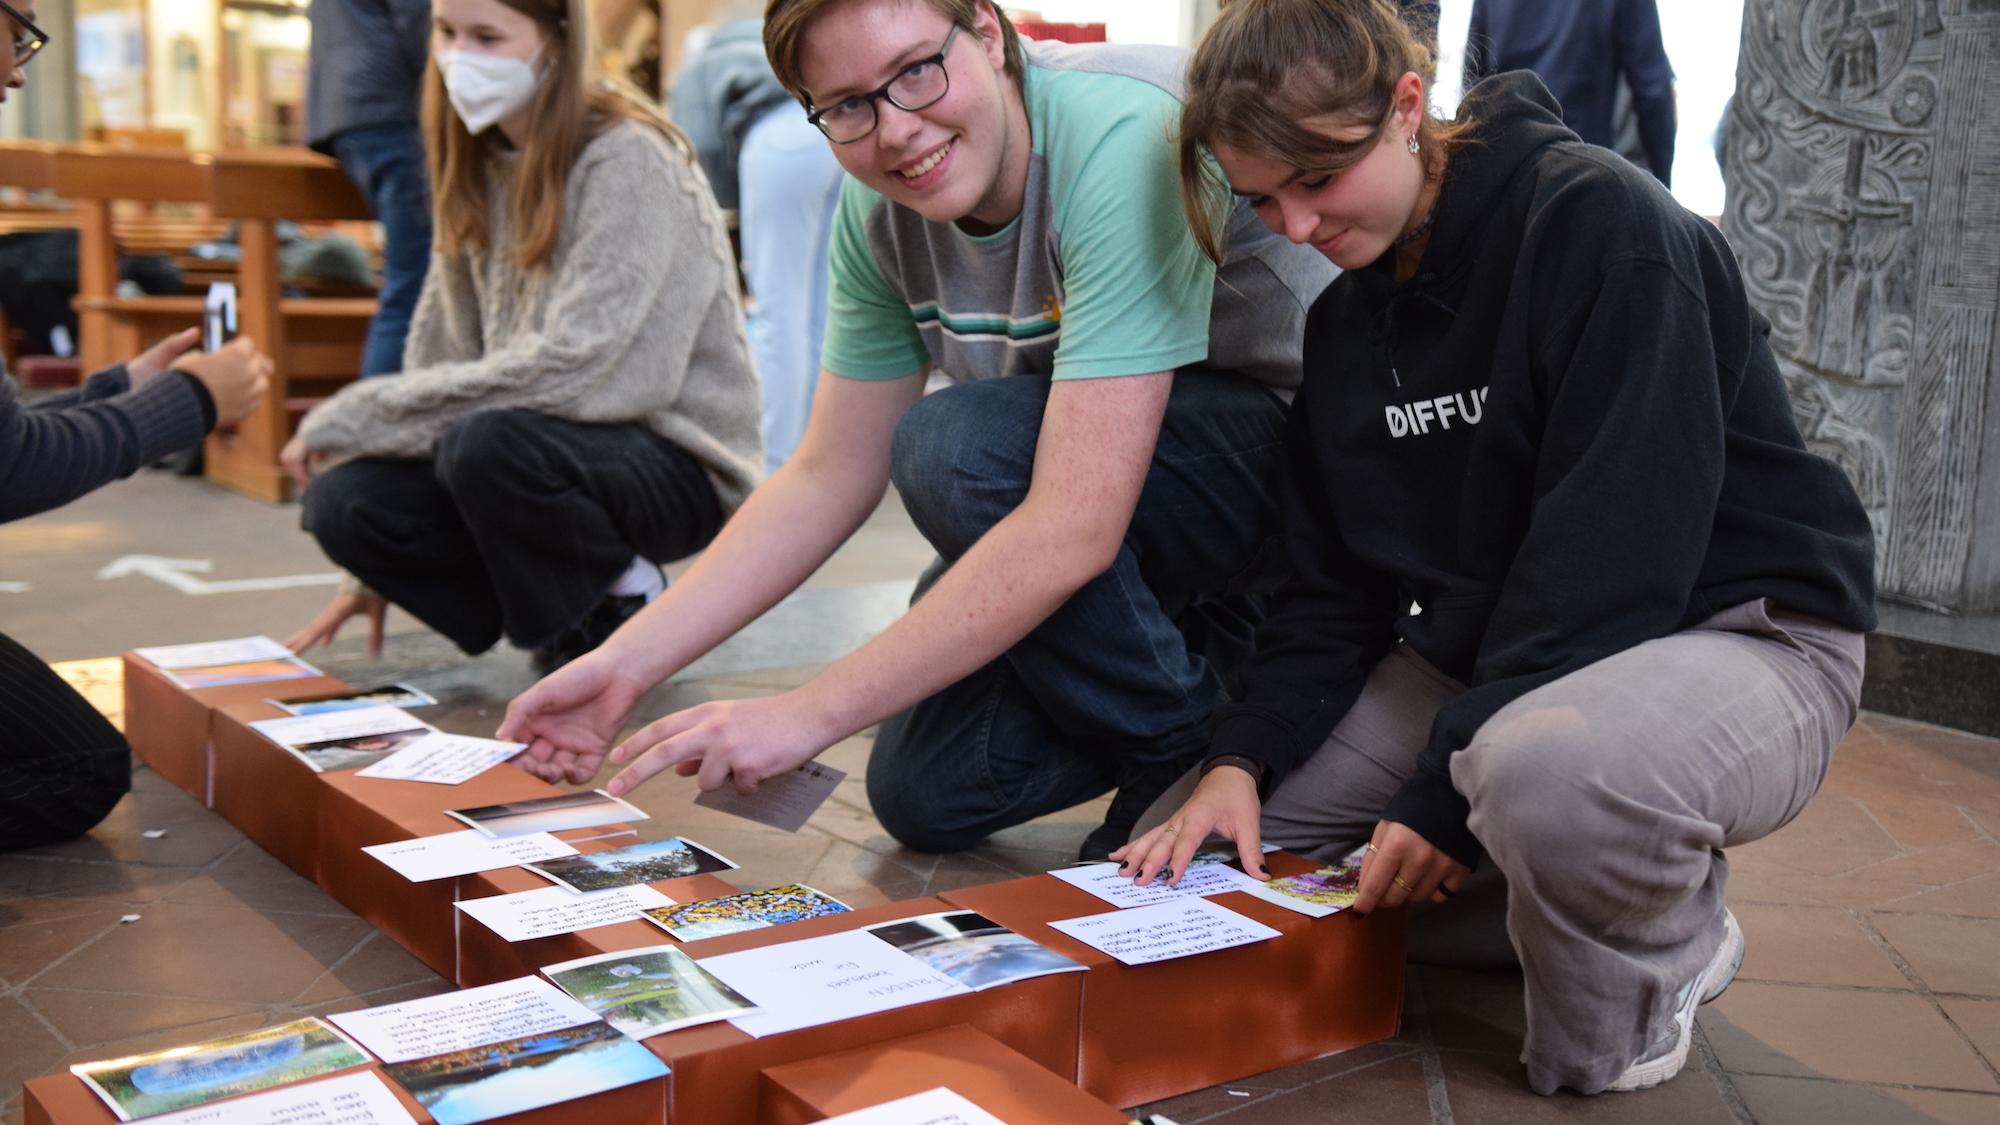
[1,366,212,524]
[1616,0,1677,186]
[1205,359,1403,794]
[1379,254,1733,866]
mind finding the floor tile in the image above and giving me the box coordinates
[1853,840,2000,888]
[1731,903,1909,989]
[1131,1083,1281,1121]
[292,978,461,1019]
[1701,982,1998,1090]
[30,901,373,1006]
[1438,1049,1738,1122]
[20,771,242,869]
[290,932,447,1005]
[1940,996,2000,1071]
[1871,913,2000,996]
[1416,965,1527,1055]
[0,996,68,1103]
[20,989,266,1049]
[158,842,349,916]
[1728,795,1903,878]
[0,899,126,985]
[1731,1074,2000,1125]
[0,856,194,903]
[1191,1053,1432,1123]
[1231,1041,1421,1092]
[1881,872,2000,918]
[1722,867,1930,911]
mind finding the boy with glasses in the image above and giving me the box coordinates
[504,0,1332,859]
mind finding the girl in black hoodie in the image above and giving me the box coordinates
[1115,0,1876,1098]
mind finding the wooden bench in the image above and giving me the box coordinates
[46,144,380,501]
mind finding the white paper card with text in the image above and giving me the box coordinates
[1046,860,1266,909]
[693,760,846,832]
[355,733,525,785]
[455,883,675,942]
[819,1088,1006,1125]
[361,830,578,883]
[698,930,971,1038]
[134,636,292,669]
[248,706,428,748]
[328,976,596,1063]
[136,1071,418,1125]
[1048,897,1282,966]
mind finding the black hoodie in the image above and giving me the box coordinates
[1205,73,1877,867]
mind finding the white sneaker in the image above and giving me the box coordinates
[1604,909,1745,1092]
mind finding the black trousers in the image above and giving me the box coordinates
[0,631,130,851]
[301,410,724,654]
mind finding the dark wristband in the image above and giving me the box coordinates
[1202,754,1266,783]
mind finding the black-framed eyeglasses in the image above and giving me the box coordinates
[806,24,963,144]
[0,0,47,68]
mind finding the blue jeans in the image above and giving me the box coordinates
[329,124,433,377]
[866,370,1289,851]
[739,104,844,474]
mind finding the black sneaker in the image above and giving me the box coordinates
[1078,750,1204,862]
[530,592,647,674]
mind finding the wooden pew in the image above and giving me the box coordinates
[52,144,379,501]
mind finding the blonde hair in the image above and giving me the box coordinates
[423,0,694,270]
[762,0,1026,107]
[1178,0,1472,262]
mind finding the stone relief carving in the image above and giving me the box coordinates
[1725,0,1996,611]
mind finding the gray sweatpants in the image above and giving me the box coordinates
[1137,599,1864,1094]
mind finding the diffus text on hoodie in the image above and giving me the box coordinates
[1385,386,1489,438]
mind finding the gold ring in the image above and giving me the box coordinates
[1162,824,1179,835]
[1365,842,1380,853]
[1392,875,1415,892]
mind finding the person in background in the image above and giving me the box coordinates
[307,0,435,376]
[671,17,845,474]
[1123,0,1872,1098]
[1464,0,1675,185]
[1,2,274,845]
[282,0,761,670]
[501,0,1333,860]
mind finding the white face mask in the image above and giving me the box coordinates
[436,49,542,134]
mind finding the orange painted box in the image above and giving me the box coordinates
[939,853,1406,1108]
[314,767,565,980]
[758,1024,1128,1124]
[644,896,1086,1125]
[120,651,346,804]
[209,701,331,880]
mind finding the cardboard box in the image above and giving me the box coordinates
[759,1024,1128,1124]
[940,854,1406,1108]
[454,866,744,987]
[120,652,346,803]
[646,897,1085,1125]
[314,768,565,979]
[23,1061,664,1125]
[210,702,330,880]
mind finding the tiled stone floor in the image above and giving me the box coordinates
[5,475,2000,1123]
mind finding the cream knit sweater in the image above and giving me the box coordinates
[297,119,762,512]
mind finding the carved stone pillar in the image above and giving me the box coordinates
[1723,0,2000,613]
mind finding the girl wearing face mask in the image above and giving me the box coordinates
[282,0,760,672]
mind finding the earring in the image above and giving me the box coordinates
[1407,134,1421,156]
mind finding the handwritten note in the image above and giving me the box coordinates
[698,930,970,1038]
[355,732,524,785]
[362,830,578,883]
[693,760,846,832]
[328,976,596,1063]
[135,1072,417,1125]
[819,1088,1006,1125]
[1046,860,1266,909]
[1048,898,1281,966]
[455,883,674,942]
[134,636,292,669]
